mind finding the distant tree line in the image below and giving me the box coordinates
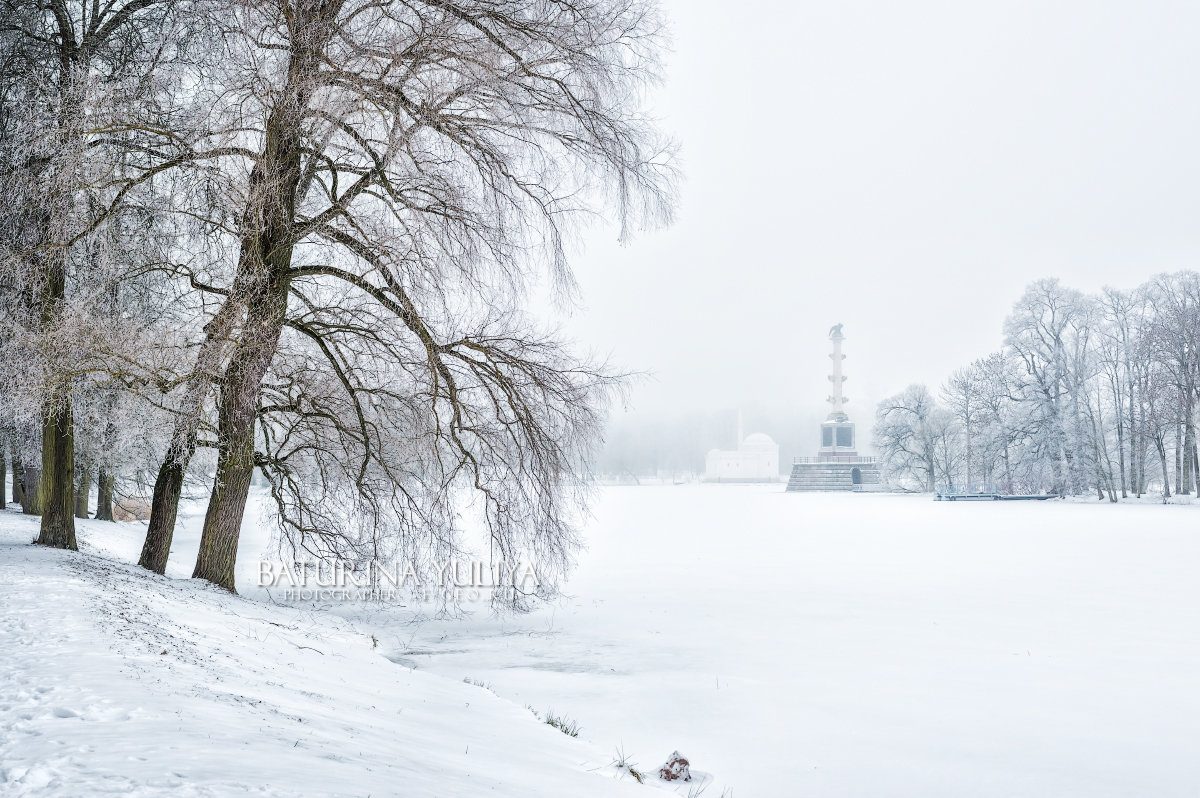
[0,0,675,597]
[873,274,1200,501]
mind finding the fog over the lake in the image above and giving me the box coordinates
[548,0,1200,472]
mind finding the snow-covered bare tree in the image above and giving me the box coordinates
[1003,279,1096,496]
[1142,272,1200,496]
[0,0,194,548]
[873,384,959,491]
[879,273,1200,499]
[128,0,675,593]
[941,365,984,486]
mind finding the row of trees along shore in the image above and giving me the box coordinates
[873,275,1200,502]
[0,0,675,596]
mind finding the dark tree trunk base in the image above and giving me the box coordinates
[12,454,23,507]
[21,465,41,515]
[74,461,91,519]
[36,402,76,550]
[192,456,254,594]
[96,468,115,522]
[140,460,187,573]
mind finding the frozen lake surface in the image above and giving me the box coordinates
[381,485,1200,796]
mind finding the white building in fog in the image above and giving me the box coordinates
[704,413,780,482]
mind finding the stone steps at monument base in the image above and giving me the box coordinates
[786,481,859,490]
[786,463,882,492]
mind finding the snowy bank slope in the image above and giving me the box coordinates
[0,509,660,797]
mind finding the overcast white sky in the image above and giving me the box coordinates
[559,1,1200,449]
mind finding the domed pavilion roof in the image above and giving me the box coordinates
[740,433,777,451]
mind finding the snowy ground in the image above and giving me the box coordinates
[0,506,669,797]
[354,487,1200,797]
[3,486,1200,796]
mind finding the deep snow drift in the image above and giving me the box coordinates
[3,486,1200,796]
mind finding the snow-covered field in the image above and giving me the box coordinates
[369,487,1200,797]
[3,485,1200,796]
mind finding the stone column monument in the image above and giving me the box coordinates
[827,323,847,421]
[786,324,882,491]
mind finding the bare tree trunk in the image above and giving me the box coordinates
[1192,438,1199,497]
[141,456,188,570]
[0,435,6,508]
[1157,436,1172,502]
[191,19,330,591]
[1092,444,1108,500]
[32,221,75,545]
[1139,436,1147,495]
[1002,443,1013,494]
[1131,398,1142,497]
[74,459,91,519]
[140,299,241,573]
[192,446,255,592]
[1069,387,1088,496]
[22,450,41,515]
[1115,418,1127,498]
[193,289,288,592]
[95,466,114,521]
[1186,420,1197,495]
[1128,380,1138,496]
[12,453,25,507]
[924,445,937,492]
[36,400,76,549]
[1045,397,1070,496]
[1088,399,1114,501]
[1175,424,1183,493]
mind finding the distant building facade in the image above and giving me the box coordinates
[786,324,883,491]
[705,413,780,482]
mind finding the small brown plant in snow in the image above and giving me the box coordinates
[658,750,692,782]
